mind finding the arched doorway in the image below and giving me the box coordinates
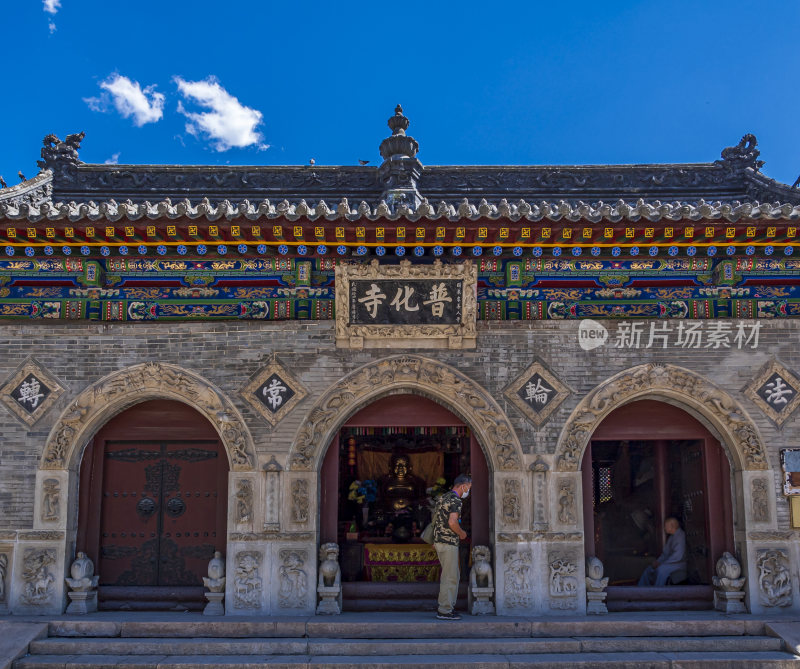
[319,394,490,611]
[76,400,229,610]
[581,399,734,611]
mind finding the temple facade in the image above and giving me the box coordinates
[1,106,800,617]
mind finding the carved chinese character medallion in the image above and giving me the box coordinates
[745,360,800,427]
[0,358,65,427]
[240,357,307,428]
[504,360,570,428]
[335,259,477,349]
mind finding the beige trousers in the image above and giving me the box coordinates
[434,542,460,614]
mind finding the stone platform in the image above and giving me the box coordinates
[3,612,800,668]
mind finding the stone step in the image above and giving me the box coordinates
[13,650,800,669]
[27,634,786,657]
[46,616,767,640]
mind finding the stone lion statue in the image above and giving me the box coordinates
[318,542,340,588]
[470,545,493,589]
[468,545,495,615]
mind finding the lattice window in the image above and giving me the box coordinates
[593,465,613,506]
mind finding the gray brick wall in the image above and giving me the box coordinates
[0,318,795,529]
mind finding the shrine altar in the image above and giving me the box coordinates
[363,543,441,582]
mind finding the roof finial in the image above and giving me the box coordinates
[380,104,418,160]
[388,104,409,137]
[378,104,422,210]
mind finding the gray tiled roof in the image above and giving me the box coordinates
[2,109,799,217]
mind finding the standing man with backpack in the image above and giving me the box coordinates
[432,474,471,620]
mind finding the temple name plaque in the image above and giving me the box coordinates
[336,260,477,349]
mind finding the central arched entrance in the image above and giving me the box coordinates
[581,399,735,611]
[320,394,490,612]
[77,400,229,610]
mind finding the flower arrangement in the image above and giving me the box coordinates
[426,477,449,503]
[348,479,378,505]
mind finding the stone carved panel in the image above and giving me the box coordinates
[21,548,57,606]
[0,358,65,428]
[502,480,521,526]
[239,358,308,428]
[745,360,800,427]
[335,260,477,350]
[235,479,254,524]
[42,362,255,471]
[41,479,60,523]
[549,553,579,610]
[263,456,282,532]
[756,549,792,608]
[530,459,549,531]
[557,479,576,526]
[751,478,770,523]
[278,549,309,609]
[503,549,533,609]
[556,363,767,471]
[289,355,522,471]
[233,551,263,610]
[291,480,309,524]
[504,361,570,428]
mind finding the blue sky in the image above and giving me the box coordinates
[3,1,799,189]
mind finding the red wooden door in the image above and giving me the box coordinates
[676,440,710,584]
[99,440,224,588]
[78,400,229,609]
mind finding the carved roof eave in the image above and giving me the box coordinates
[45,157,800,206]
[745,168,800,204]
[0,170,53,207]
[2,196,800,224]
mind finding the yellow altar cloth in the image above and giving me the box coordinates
[363,543,441,582]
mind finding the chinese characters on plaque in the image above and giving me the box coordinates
[517,373,555,412]
[335,260,477,349]
[255,373,295,414]
[350,280,462,325]
[757,373,797,412]
[11,374,51,413]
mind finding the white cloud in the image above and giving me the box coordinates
[44,0,60,32]
[174,76,267,152]
[104,153,121,165]
[84,74,164,127]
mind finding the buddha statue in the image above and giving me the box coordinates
[379,454,425,512]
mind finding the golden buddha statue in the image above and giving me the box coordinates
[379,454,425,512]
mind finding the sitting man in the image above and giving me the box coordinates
[638,516,687,586]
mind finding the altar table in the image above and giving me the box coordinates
[363,543,441,582]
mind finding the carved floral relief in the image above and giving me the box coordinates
[21,548,56,606]
[233,551,263,610]
[289,355,522,472]
[291,480,309,524]
[42,362,255,471]
[503,549,533,609]
[278,549,308,609]
[556,363,767,471]
[757,549,792,608]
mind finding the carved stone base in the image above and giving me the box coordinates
[203,591,225,616]
[66,590,97,615]
[316,586,341,615]
[586,590,608,615]
[469,586,495,615]
[714,589,747,614]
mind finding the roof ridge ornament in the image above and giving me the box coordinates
[378,105,423,211]
[718,134,764,172]
[37,132,85,179]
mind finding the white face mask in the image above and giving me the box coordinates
[461,489,470,499]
